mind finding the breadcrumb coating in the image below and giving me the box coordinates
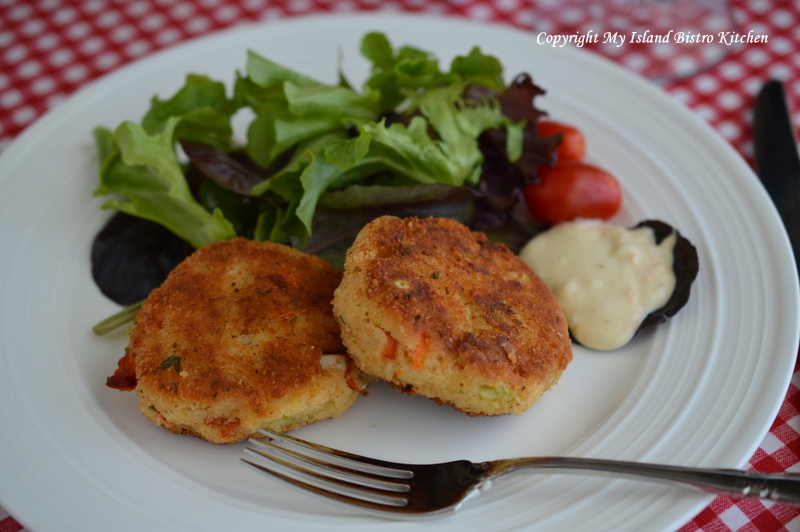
[109,237,370,444]
[333,216,572,416]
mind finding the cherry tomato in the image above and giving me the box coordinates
[524,162,621,224]
[538,120,586,162]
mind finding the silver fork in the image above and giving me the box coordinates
[242,429,800,519]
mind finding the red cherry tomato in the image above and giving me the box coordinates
[538,120,586,162]
[524,162,622,225]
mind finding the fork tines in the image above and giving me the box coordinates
[242,430,414,512]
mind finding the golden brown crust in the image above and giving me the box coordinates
[126,237,368,444]
[333,216,572,416]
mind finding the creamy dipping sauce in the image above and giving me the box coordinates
[519,220,676,351]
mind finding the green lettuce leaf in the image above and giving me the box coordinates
[409,84,512,186]
[243,50,320,89]
[93,118,236,249]
[283,81,380,122]
[141,74,235,149]
[238,50,381,170]
[450,46,505,92]
[93,32,530,255]
[361,32,506,113]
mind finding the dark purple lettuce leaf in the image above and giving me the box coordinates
[474,191,545,252]
[636,220,700,331]
[468,73,558,251]
[478,123,560,195]
[180,139,266,195]
[472,73,560,192]
[91,212,194,305]
[497,73,548,123]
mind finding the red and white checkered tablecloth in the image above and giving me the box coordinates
[1,1,799,530]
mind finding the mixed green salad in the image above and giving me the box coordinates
[91,32,560,315]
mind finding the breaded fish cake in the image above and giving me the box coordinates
[333,216,572,416]
[108,237,370,444]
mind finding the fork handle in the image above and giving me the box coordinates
[490,457,800,506]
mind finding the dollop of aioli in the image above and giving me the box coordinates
[519,220,676,351]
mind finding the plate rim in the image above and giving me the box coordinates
[0,11,797,532]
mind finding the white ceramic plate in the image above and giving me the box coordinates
[0,13,797,532]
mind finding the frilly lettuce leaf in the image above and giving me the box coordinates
[359,32,504,112]
[141,74,235,150]
[93,31,545,275]
[93,118,236,249]
[236,37,520,240]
